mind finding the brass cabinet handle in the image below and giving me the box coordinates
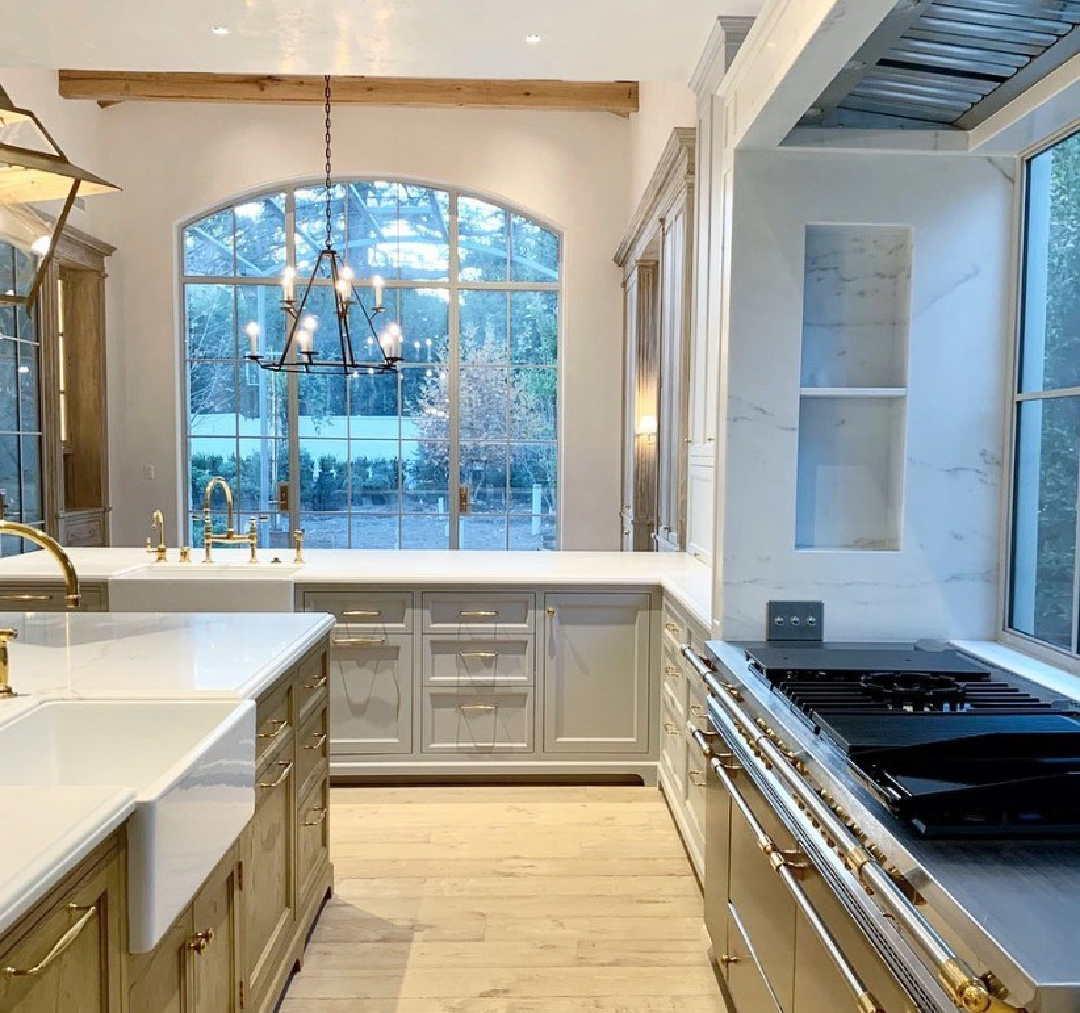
[546,607,556,617]
[664,622,681,635]
[335,636,387,647]
[189,928,214,955]
[257,719,289,743]
[459,651,499,660]
[0,593,51,603]
[688,770,706,787]
[257,760,293,790]
[689,704,705,719]
[343,609,382,618]
[664,722,678,734]
[459,610,499,618]
[665,665,681,679]
[304,805,328,827]
[459,703,498,713]
[718,954,740,967]
[1,905,96,979]
[305,731,328,751]
[303,673,328,690]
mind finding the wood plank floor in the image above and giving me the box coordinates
[281,786,726,1013]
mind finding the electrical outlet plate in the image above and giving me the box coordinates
[766,600,824,642]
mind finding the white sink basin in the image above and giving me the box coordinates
[0,699,256,951]
[109,562,298,613]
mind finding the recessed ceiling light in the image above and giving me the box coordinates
[525,33,541,45]
[211,26,230,36]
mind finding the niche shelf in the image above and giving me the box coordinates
[796,224,912,551]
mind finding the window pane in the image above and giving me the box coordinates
[349,369,399,427]
[237,285,287,362]
[13,247,34,296]
[402,513,450,549]
[511,215,559,282]
[1010,396,1080,649]
[511,291,558,364]
[186,284,236,360]
[403,367,449,441]
[400,288,450,364]
[398,185,450,281]
[293,285,342,362]
[509,368,557,441]
[296,185,346,275]
[0,306,12,341]
[300,442,349,512]
[402,440,449,513]
[460,441,508,515]
[345,181,397,278]
[510,515,556,551]
[460,367,507,440]
[20,436,40,522]
[189,361,238,435]
[300,512,350,549]
[184,209,234,277]
[352,514,400,549]
[239,361,288,439]
[0,340,16,431]
[1019,131,1080,393]
[350,441,401,512]
[0,244,11,292]
[459,516,508,550]
[458,197,508,282]
[0,434,18,518]
[510,443,557,514]
[460,290,507,363]
[238,437,288,512]
[234,194,286,277]
[298,370,347,424]
[189,440,238,511]
[17,342,39,432]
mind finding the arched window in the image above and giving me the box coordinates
[181,180,560,550]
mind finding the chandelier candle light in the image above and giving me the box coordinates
[246,76,403,375]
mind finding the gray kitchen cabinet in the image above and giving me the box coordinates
[328,635,413,755]
[542,591,653,754]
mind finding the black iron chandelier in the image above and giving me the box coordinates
[246,76,402,375]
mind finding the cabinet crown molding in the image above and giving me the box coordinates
[690,16,756,99]
[615,127,695,268]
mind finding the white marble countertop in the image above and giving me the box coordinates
[0,548,714,628]
[0,786,136,936]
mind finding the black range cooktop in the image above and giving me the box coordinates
[734,641,1080,839]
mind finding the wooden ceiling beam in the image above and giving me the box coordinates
[58,71,640,116]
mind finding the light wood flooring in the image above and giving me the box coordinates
[281,785,725,1013]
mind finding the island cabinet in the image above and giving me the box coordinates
[0,833,126,1013]
[126,641,332,1013]
[298,586,660,779]
[0,581,108,611]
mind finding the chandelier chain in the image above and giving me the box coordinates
[324,75,333,250]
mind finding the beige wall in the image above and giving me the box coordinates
[33,98,632,548]
[628,82,696,209]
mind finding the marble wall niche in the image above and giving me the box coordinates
[800,224,912,390]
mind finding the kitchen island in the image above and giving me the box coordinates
[0,610,335,1013]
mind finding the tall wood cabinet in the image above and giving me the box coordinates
[615,129,695,554]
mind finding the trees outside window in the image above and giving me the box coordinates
[182,181,560,550]
[1009,128,1080,652]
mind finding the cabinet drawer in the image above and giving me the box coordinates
[0,583,106,612]
[330,634,412,755]
[425,636,534,687]
[296,777,329,907]
[661,599,688,649]
[722,905,783,1013]
[255,682,293,770]
[295,650,328,722]
[296,704,328,802]
[422,688,533,753]
[423,592,534,633]
[659,696,686,796]
[302,590,412,632]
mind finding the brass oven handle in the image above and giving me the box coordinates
[691,727,741,772]
[304,805,328,827]
[343,609,383,618]
[305,731,328,751]
[257,760,293,790]
[681,646,997,1013]
[257,719,289,745]
[0,593,51,603]
[1,905,96,979]
[459,651,499,660]
[459,610,499,618]
[303,672,328,690]
[335,636,388,647]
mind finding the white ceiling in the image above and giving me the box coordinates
[4,0,763,82]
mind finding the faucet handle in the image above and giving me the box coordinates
[0,627,16,699]
[293,528,305,565]
[0,628,18,645]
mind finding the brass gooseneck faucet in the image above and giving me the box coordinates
[147,509,167,562]
[203,477,259,563]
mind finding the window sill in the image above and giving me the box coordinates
[953,639,1080,704]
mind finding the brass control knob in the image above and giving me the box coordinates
[189,928,214,955]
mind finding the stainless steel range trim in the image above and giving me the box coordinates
[682,646,1018,1013]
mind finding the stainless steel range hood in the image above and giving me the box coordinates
[796,0,1080,130]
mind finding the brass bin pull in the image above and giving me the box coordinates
[189,928,214,955]
[343,609,383,618]
[257,719,289,743]
[305,731,328,751]
[304,806,329,827]
[688,770,706,787]
[303,673,328,690]
[257,761,293,790]
[665,665,681,678]
[664,622,681,635]
[459,610,499,618]
[0,593,51,603]
[689,705,706,719]
[335,636,388,647]
[459,651,499,660]
[458,703,498,713]
[664,722,678,734]
[2,905,96,979]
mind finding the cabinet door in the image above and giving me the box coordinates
[329,635,412,755]
[722,906,783,1013]
[542,592,652,754]
[128,917,192,1013]
[0,854,125,1013]
[241,760,295,1004]
[191,858,241,1013]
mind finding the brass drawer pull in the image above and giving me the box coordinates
[257,718,289,742]
[305,731,328,751]
[257,760,293,790]
[459,651,499,660]
[304,805,329,827]
[303,673,328,690]
[665,665,681,678]
[718,954,740,967]
[689,704,705,719]
[0,593,51,603]
[459,610,499,618]
[2,905,96,979]
[688,770,706,787]
[664,722,678,734]
[459,703,499,713]
[335,636,388,647]
[189,928,214,955]
[664,621,681,635]
[343,609,383,618]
